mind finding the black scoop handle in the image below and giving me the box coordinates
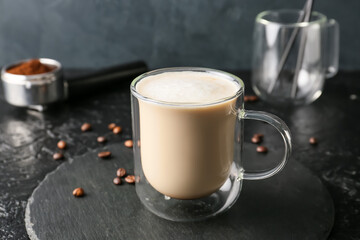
[66,61,147,98]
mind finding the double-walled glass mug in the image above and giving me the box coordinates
[252,10,339,105]
[130,68,292,221]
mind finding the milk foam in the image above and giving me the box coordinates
[136,71,239,103]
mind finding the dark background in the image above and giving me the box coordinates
[0,0,359,70]
[1,1,360,239]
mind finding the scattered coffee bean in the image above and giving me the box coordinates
[98,151,111,159]
[256,146,268,153]
[251,133,264,144]
[244,95,259,102]
[125,175,135,184]
[53,152,64,160]
[73,187,84,197]
[81,123,92,132]
[253,133,264,139]
[309,137,318,145]
[57,140,67,149]
[116,168,126,178]
[97,136,107,143]
[113,177,122,185]
[251,136,261,144]
[108,123,116,130]
[113,126,122,134]
[124,140,133,148]
[249,95,259,101]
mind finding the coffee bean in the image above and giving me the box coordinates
[125,175,135,184]
[113,126,122,134]
[309,137,318,145]
[53,153,64,160]
[256,146,268,153]
[249,95,259,102]
[251,133,264,144]
[251,136,261,144]
[57,140,67,149]
[108,123,116,130]
[116,168,126,178]
[98,151,111,159]
[81,123,92,132]
[97,136,106,143]
[124,140,133,148]
[244,95,259,102]
[253,133,264,139]
[113,177,122,185]
[73,187,84,197]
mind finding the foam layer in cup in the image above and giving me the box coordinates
[136,71,239,104]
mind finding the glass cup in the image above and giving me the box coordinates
[130,67,292,221]
[251,10,339,105]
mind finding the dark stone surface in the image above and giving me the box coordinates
[25,143,333,240]
[0,70,359,239]
[0,1,359,70]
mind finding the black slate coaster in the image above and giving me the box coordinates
[25,143,334,240]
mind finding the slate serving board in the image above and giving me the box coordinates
[25,143,334,240]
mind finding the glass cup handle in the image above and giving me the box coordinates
[238,110,292,180]
[325,19,340,78]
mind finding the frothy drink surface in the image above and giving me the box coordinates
[136,71,240,199]
[136,71,239,103]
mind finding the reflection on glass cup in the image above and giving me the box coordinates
[130,68,292,221]
[251,10,339,105]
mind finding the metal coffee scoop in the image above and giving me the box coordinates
[1,58,147,111]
